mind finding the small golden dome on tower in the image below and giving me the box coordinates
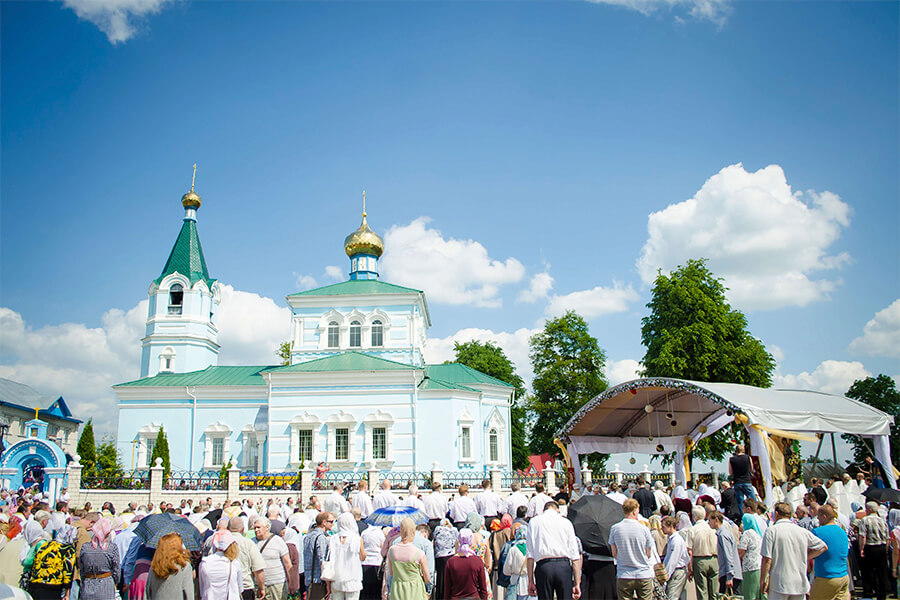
[182,163,202,209]
[344,191,383,258]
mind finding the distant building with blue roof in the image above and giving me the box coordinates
[115,185,513,475]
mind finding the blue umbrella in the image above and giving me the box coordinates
[0,583,32,600]
[365,505,428,527]
[133,512,203,551]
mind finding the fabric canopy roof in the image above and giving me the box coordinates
[559,377,893,441]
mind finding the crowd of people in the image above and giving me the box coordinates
[0,448,896,600]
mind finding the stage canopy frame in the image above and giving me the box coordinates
[557,377,897,504]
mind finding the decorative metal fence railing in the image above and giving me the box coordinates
[501,471,542,488]
[380,471,430,489]
[442,471,486,489]
[315,470,369,490]
[81,472,151,490]
[240,472,301,491]
[164,471,227,491]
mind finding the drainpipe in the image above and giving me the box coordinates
[411,370,418,473]
[186,386,198,470]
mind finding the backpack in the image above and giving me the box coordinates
[496,540,513,588]
[30,541,76,586]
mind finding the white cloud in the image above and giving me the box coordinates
[775,360,870,396]
[294,273,318,290]
[637,163,852,311]
[589,0,731,26]
[61,0,173,44]
[545,282,639,319]
[849,299,900,358]
[381,218,526,308]
[606,358,642,386]
[424,327,539,389]
[518,271,554,303]
[324,266,344,282]
[0,284,291,437]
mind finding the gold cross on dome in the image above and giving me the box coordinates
[191,164,197,192]
[362,190,367,217]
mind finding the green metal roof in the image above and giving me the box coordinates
[154,219,216,288]
[424,363,514,388]
[417,376,478,392]
[117,365,270,387]
[267,351,419,373]
[288,280,422,297]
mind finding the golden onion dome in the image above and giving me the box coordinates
[181,190,201,209]
[344,214,384,258]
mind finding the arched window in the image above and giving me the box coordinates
[349,321,361,347]
[371,320,383,347]
[327,321,340,348]
[168,284,184,315]
[489,428,499,463]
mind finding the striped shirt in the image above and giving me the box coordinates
[860,514,890,546]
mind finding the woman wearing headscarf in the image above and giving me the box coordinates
[489,515,514,588]
[78,518,122,600]
[649,515,668,557]
[501,526,528,600]
[432,517,458,598]
[327,512,366,600]
[830,480,852,518]
[737,514,762,600]
[199,529,242,600]
[146,533,193,599]
[0,514,27,586]
[386,518,429,600]
[444,528,488,600]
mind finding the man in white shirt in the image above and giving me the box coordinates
[322,483,351,515]
[229,517,266,599]
[608,498,655,600]
[606,482,628,504]
[475,478,503,528]
[653,481,674,514]
[505,482,529,517]
[527,483,554,519]
[662,515,690,600]
[373,479,398,510]
[279,497,295,522]
[449,484,477,528]
[760,502,827,600]
[402,484,426,512]
[526,500,582,600]
[423,482,449,530]
[351,479,374,518]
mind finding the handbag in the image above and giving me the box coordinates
[320,537,335,582]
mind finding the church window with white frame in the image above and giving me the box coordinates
[484,409,506,466]
[372,427,386,460]
[363,410,394,466]
[335,428,349,461]
[137,424,161,468]
[212,438,224,465]
[325,411,357,466]
[203,422,231,469]
[371,320,383,347]
[458,408,475,464]
[488,428,499,463]
[289,413,320,469]
[349,321,361,347]
[327,322,340,348]
[168,283,184,315]
[298,430,312,462]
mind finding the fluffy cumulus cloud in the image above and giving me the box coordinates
[424,327,539,388]
[518,271,554,303]
[638,163,851,311]
[606,358,642,386]
[849,299,900,358]
[381,218,525,308]
[775,360,870,396]
[589,0,731,25]
[0,284,291,436]
[61,0,174,44]
[545,282,639,319]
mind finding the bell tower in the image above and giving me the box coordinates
[140,166,220,377]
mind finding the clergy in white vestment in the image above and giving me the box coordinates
[372,479,398,510]
[401,485,426,511]
[351,480,374,518]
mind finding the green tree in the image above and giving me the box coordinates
[640,259,775,463]
[277,341,292,366]
[96,440,123,478]
[528,311,607,462]
[841,375,900,468]
[76,419,97,477]
[149,427,171,479]
[452,340,530,470]
[219,456,234,481]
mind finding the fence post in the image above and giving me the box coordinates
[490,467,502,493]
[713,471,719,488]
[227,465,241,500]
[301,464,314,503]
[431,462,443,488]
[150,457,164,508]
[667,466,676,487]
[611,464,624,486]
[581,464,592,489]
[68,455,83,507]
[544,461,557,494]
[367,462,380,492]
[641,464,652,484]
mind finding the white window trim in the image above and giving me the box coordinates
[458,408,475,465]
[158,346,176,374]
[326,410,357,467]
[289,412,320,469]
[484,409,507,467]
[203,422,231,469]
[317,310,345,350]
[137,423,162,468]
[363,410,394,467]
[241,425,267,471]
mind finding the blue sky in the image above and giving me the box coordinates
[1,1,898,462]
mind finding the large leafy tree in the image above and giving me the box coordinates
[529,311,607,460]
[96,440,123,479]
[76,419,97,477]
[641,259,775,462]
[841,375,900,467]
[452,340,529,470]
[149,427,171,479]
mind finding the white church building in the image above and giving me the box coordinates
[114,183,514,475]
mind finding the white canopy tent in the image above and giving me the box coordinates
[558,378,897,505]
